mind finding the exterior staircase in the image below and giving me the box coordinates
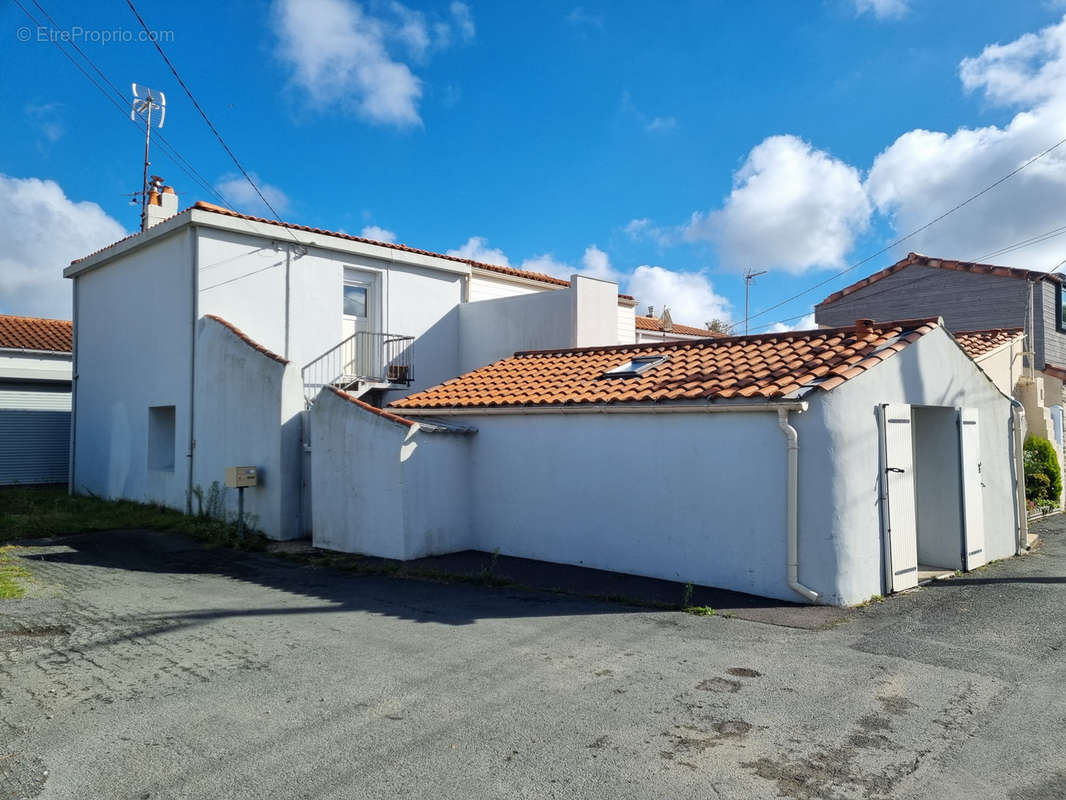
[302,331,414,404]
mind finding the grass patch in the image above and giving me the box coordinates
[682,605,717,617]
[0,485,267,551]
[0,546,31,598]
[854,594,884,608]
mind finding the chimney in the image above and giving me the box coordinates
[855,318,875,339]
[647,305,654,317]
[141,176,177,230]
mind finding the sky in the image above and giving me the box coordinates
[3,0,1066,333]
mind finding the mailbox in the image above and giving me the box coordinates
[225,466,258,488]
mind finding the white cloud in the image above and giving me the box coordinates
[645,116,677,133]
[271,0,474,127]
[686,135,871,273]
[567,7,604,29]
[865,15,1066,267]
[624,217,679,247]
[768,313,817,333]
[0,174,127,319]
[359,225,396,242]
[580,245,620,281]
[447,235,512,266]
[450,2,475,41]
[853,0,908,20]
[215,173,290,217]
[626,266,732,326]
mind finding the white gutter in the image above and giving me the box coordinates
[777,407,819,603]
[393,401,808,417]
[1010,398,1029,553]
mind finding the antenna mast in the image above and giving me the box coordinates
[130,83,166,229]
[744,268,768,335]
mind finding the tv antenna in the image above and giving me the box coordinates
[130,83,166,223]
[744,268,768,335]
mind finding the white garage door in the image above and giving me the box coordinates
[0,384,72,485]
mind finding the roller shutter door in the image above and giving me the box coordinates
[0,384,71,485]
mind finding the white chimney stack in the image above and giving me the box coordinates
[142,176,177,230]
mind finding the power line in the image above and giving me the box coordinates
[14,0,229,206]
[126,0,286,224]
[728,131,1066,332]
[970,224,1066,263]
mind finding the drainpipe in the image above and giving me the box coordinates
[185,226,199,514]
[777,407,820,602]
[1011,398,1029,553]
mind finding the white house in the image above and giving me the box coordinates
[0,315,73,485]
[63,192,637,537]
[312,318,1025,606]
[64,192,1027,606]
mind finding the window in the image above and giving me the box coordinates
[602,355,668,378]
[1058,284,1066,333]
[147,405,176,471]
[344,284,367,318]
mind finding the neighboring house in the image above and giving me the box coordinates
[310,318,1024,606]
[814,254,1063,452]
[63,191,637,537]
[634,309,722,343]
[0,315,73,485]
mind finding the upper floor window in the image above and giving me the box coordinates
[1058,284,1066,333]
[344,284,367,318]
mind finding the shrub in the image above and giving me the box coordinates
[1024,435,1062,507]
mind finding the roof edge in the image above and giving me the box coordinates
[203,314,289,365]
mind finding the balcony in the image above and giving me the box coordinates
[303,331,414,403]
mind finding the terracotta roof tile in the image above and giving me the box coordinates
[818,252,1064,307]
[0,315,72,353]
[204,315,288,364]
[328,386,415,427]
[634,316,724,337]
[390,318,940,411]
[71,202,635,301]
[953,328,1024,359]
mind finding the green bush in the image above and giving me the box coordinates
[1024,434,1062,507]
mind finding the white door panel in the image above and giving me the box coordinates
[880,403,919,593]
[958,407,987,570]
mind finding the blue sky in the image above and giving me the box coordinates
[3,0,1066,329]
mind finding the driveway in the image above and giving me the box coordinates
[2,520,1065,799]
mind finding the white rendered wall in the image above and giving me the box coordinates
[72,229,194,509]
[459,276,621,373]
[195,227,466,393]
[468,273,545,302]
[974,340,1023,398]
[616,304,636,345]
[812,326,1018,604]
[192,317,304,540]
[463,411,797,601]
[310,389,471,558]
[572,276,619,347]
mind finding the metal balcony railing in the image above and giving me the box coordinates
[302,331,414,403]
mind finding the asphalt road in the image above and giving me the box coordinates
[2,519,1066,799]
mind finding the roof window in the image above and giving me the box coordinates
[602,355,667,378]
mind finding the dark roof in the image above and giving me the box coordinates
[818,252,1064,308]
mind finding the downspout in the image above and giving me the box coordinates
[283,243,292,360]
[777,407,820,602]
[185,226,199,514]
[68,276,79,494]
[1011,398,1029,553]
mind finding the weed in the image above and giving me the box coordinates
[682,605,717,617]
[0,546,31,599]
[681,582,694,608]
[855,594,884,608]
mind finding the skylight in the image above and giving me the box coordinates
[602,355,668,378]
